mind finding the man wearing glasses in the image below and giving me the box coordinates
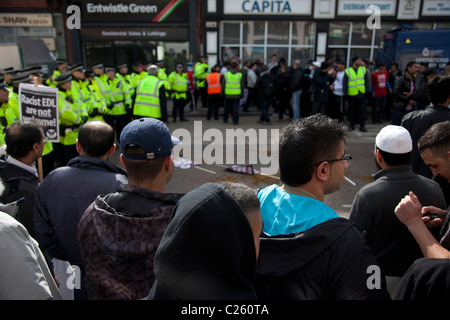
[255,114,390,300]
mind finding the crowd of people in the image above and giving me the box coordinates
[0,54,449,300]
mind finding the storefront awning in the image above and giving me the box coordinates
[17,38,54,66]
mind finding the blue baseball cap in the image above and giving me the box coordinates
[120,118,180,160]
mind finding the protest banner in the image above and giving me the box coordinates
[18,83,59,142]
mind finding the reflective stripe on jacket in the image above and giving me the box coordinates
[224,71,242,96]
[345,66,366,96]
[134,76,163,118]
[206,72,222,94]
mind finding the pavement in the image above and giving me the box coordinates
[109,103,388,218]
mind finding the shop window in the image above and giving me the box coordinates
[243,46,264,62]
[329,22,350,46]
[222,46,240,62]
[220,21,315,66]
[0,27,16,44]
[374,22,398,47]
[349,48,371,62]
[413,22,434,30]
[243,21,265,45]
[291,47,314,65]
[351,23,372,46]
[222,22,241,45]
[267,47,289,61]
[84,42,114,67]
[436,22,450,29]
[267,21,290,45]
[291,22,315,46]
[328,48,347,63]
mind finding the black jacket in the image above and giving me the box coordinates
[0,156,40,238]
[255,218,391,300]
[392,74,420,111]
[34,156,128,266]
[394,258,450,300]
[148,183,257,300]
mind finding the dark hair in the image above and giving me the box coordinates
[405,61,417,73]
[427,75,450,105]
[418,121,450,158]
[78,121,115,157]
[377,149,411,166]
[279,115,349,186]
[5,121,43,159]
[216,181,260,216]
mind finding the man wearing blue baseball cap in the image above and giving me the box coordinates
[78,117,183,300]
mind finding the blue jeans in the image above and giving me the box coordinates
[292,89,302,120]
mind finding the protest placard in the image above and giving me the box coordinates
[18,83,59,143]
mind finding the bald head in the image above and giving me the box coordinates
[77,121,116,158]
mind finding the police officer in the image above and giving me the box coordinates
[130,61,145,90]
[105,66,131,140]
[22,66,44,85]
[91,62,114,109]
[133,64,168,123]
[70,63,109,123]
[156,60,171,97]
[46,60,68,87]
[194,56,209,109]
[168,63,188,122]
[54,72,87,166]
[8,72,31,123]
[0,81,15,146]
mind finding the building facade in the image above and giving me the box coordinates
[204,0,450,67]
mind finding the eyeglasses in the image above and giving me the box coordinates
[311,153,352,168]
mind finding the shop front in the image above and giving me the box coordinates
[75,0,197,74]
[205,0,450,67]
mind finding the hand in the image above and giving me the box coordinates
[421,206,448,229]
[395,191,423,226]
[408,100,416,105]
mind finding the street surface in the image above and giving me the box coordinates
[109,104,386,218]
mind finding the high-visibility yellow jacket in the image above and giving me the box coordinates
[168,71,188,99]
[133,75,164,118]
[94,74,114,105]
[87,81,110,122]
[194,62,209,88]
[345,66,366,96]
[158,68,171,96]
[224,71,242,97]
[108,77,130,116]
[58,89,84,146]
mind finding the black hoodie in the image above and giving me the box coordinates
[148,183,257,300]
[255,218,391,300]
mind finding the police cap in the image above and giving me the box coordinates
[54,71,72,84]
[69,63,86,73]
[91,61,104,69]
[11,72,32,84]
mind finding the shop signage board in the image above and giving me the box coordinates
[80,27,188,41]
[0,13,52,27]
[337,0,396,15]
[422,0,450,16]
[224,0,312,15]
[78,0,189,23]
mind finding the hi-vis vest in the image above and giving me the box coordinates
[345,66,366,96]
[224,71,242,96]
[206,72,221,94]
[134,75,163,118]
[168,71,188,99]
